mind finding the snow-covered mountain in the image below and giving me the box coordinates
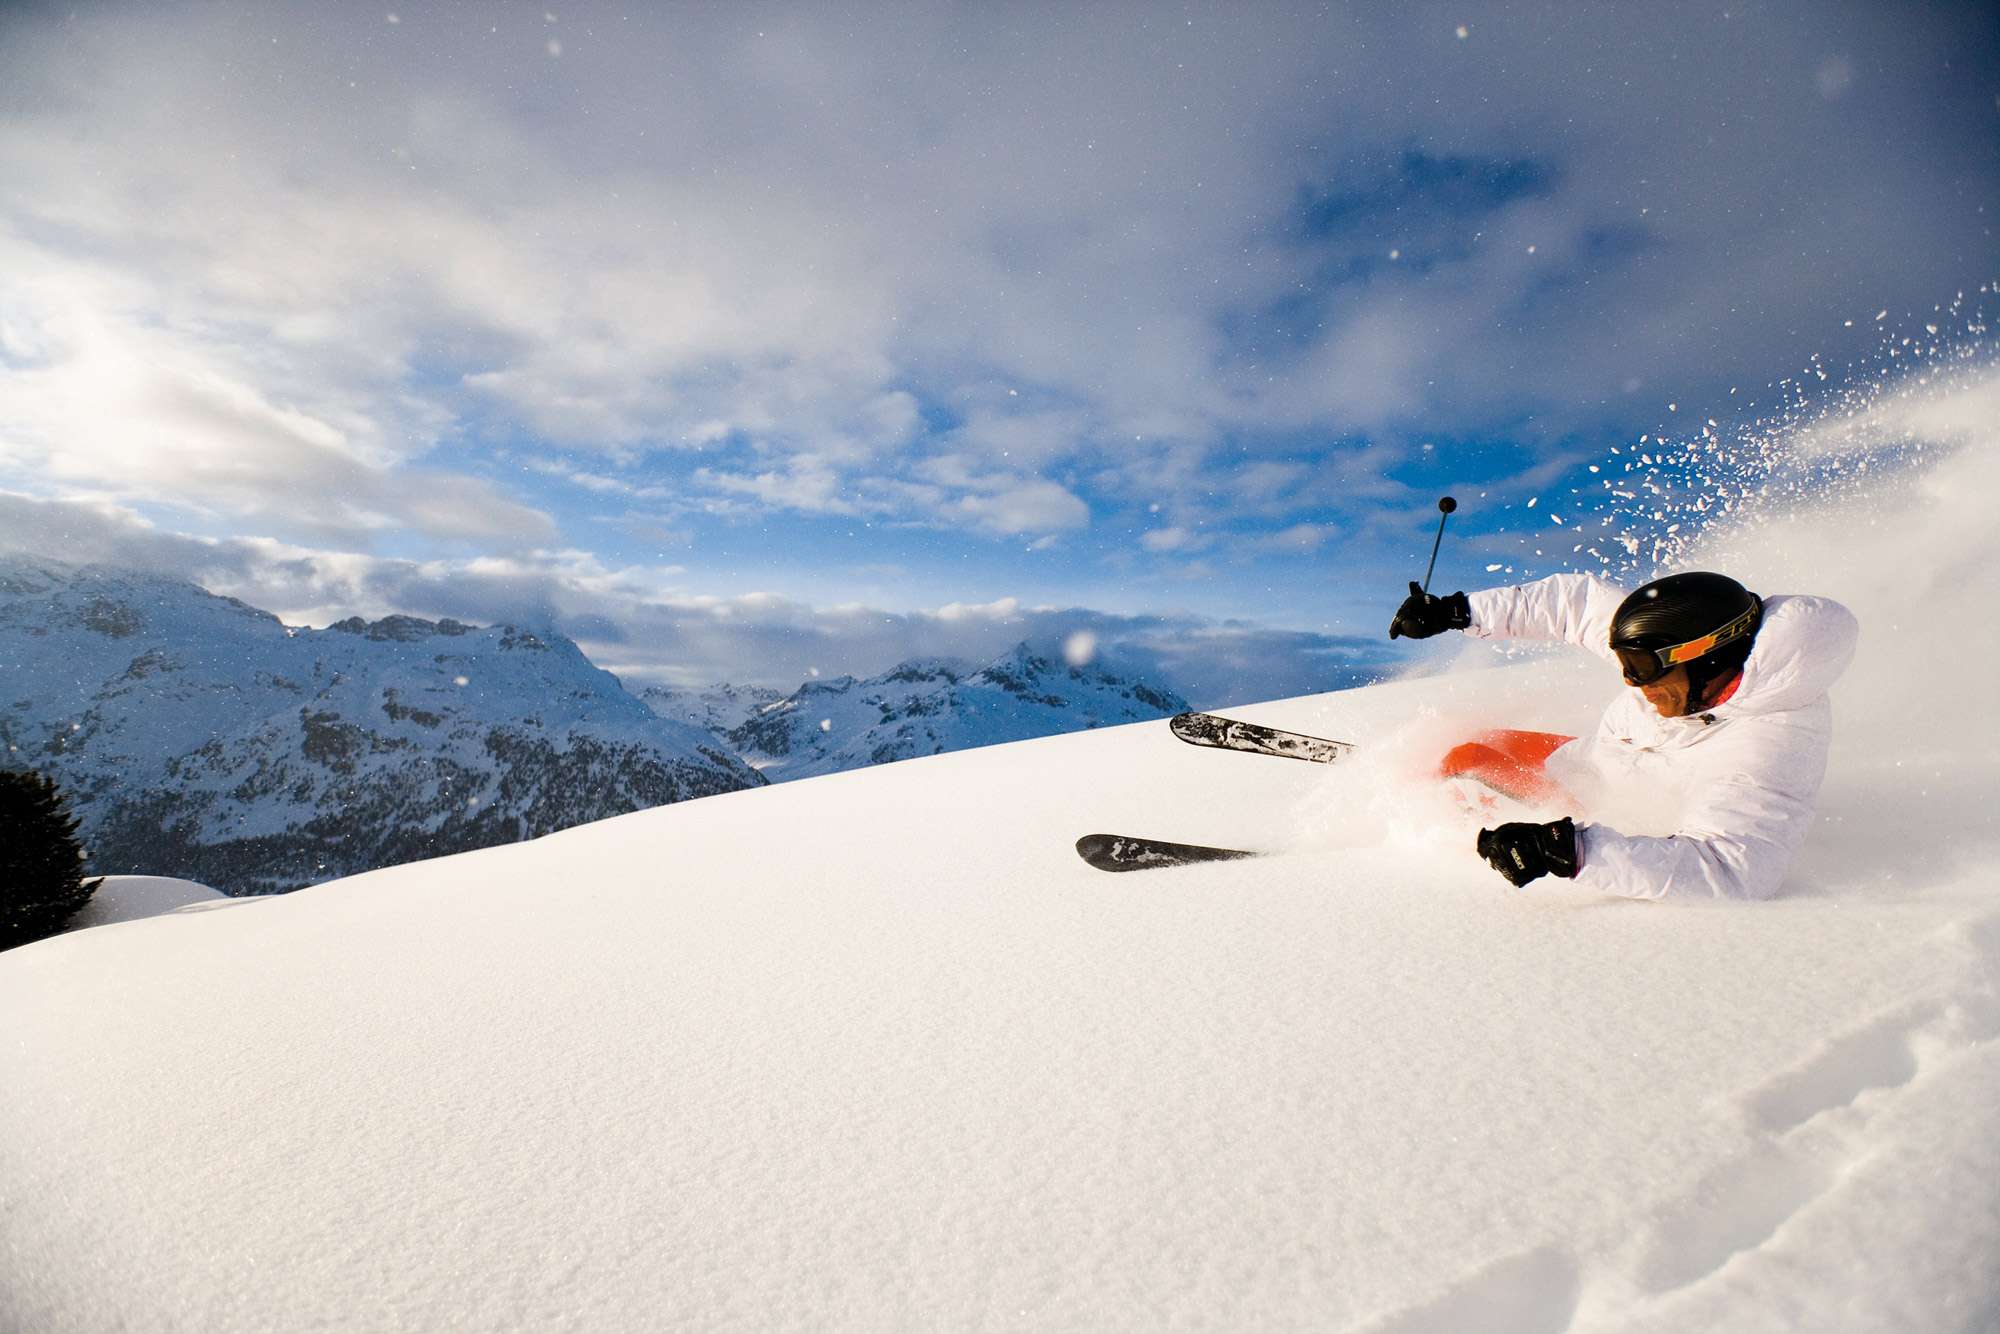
[1,559,1193,895]
[0,558,763,894]
[719,643,1190,779]
[636,680,786,737]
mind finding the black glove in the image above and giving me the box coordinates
[1388,582,1471,640]
[1476,817,1581,888]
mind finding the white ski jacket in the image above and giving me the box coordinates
[1464,573,1859,902]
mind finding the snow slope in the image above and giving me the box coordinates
[2,370,1997,1331]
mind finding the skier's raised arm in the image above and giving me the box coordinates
[1463,572,1628,659]
[1388,571,1627,658]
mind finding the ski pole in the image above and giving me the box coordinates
[1420,496,1457,593]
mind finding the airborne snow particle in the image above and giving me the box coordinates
[454,676,470,687]
[1063,631,1099,668]
[547,38,563,55]
[819,719,833,733]
[1815,56,1854,100]
[1455,24,1469,38]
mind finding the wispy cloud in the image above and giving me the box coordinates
[0,244,553,545]
[0,0,1990,659]
[0,490,1393,702]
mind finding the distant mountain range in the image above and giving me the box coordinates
[0,558,762,895]
[684,648,1189,781]
[1,559,1195,894]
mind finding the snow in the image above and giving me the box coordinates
[60,874,227,933]
[2,371,1998,1330]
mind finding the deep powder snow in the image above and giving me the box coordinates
[2,364,1997,1331]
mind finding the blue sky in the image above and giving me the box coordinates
[1,0,1995,699]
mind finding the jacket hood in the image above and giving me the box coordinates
[1708,594,1858,718]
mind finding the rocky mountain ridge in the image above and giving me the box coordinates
[709,644,1190,781]
[0,558,763,894]
[3,558,1199,892]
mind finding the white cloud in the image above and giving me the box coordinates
[0,491,1398,702]
[952,479,1091,536]
[694,462,861,517]
[933,597,1023,623]
[947,406,1091,467]
[0,0,1988,572]
[0,250,551,545]
[1256,523,1340,555]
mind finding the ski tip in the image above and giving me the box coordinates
[1075,834,1117,860]
[1075,833,1139,872]
[1075,833,1259,872]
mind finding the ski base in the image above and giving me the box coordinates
[1168,712,1353,764]
[1075,833,1259,873]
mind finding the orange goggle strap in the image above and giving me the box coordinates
[1616,600,1761,677]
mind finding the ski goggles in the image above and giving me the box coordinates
[1612,602,1760,686]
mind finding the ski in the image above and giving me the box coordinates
[1168,711,1354,764]
[1075,833,1260,873]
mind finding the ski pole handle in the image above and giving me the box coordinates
[1420,496,1457,593]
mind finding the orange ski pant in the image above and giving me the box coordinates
[1437,729,1577,807]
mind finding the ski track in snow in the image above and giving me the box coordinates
[1362,903,2000,1334]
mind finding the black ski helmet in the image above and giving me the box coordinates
[1609,572,1762,691]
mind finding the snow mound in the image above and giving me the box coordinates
[60,875,228,933]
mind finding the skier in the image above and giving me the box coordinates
[1388,571,1858,900]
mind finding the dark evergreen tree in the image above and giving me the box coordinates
[0,771,103,950]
